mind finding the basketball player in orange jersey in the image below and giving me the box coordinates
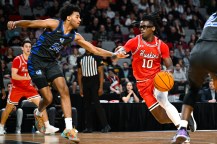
[116,12,196,142]
[0,39,59,135]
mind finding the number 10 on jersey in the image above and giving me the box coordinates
[142,59,153,68]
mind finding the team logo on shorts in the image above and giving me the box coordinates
[36,70,42,75]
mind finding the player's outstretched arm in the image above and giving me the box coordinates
[7,19,59,30]
[74,33,128,58]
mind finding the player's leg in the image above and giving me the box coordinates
[0,88,21,135]
[15,108,23,134]
[30,96,59,134]
[42,60,79,142]
[52,77,79,142]
[155,90,181,127]
[137,81,172,124]
[0,103,14,135]
[172,64,207,144]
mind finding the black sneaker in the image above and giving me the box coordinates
[188,112,197,132]
[101,125,111,133]
[82,128,93,133]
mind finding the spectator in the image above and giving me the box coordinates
[122,61,135,84]
[121,82,140,103]
[183,49,191,70]
[125,13,136,27]
[107,68,122,96]
[1,60,10,78]
[46,0,60,18]
[200,80,217,103]
[169,49,179,66]
[68,47,81,68]
[32,3,46,17]
[3,47,15,63]
[111,25,123,42]
[174,41,185,59]
[173,63,187,83]
[94,24,109,41]
[85,17,99,36]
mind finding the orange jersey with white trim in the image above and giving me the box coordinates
[11,54,31,87]
[124,35,170,81]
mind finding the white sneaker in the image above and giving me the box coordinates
[45,126,59,134]
[0,126,5,135]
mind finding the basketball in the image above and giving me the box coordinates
[154,71,174,92]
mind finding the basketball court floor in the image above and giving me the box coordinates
[0,130,216,144]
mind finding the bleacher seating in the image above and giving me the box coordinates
[102,41,116,51]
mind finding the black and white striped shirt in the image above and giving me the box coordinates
[77,53,103,77]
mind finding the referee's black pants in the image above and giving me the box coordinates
[82,75,108,129]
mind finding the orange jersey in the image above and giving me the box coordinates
[124,35,170,81]
[11,54,31,87]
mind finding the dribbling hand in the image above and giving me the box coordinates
[7,21,16,30]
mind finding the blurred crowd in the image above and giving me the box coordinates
[0,0,216,103]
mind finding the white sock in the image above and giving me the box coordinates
[36,109,42,117]
[44,121,50,128]
[179,120,188,129]
[65,118,73,130]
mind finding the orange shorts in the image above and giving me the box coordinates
[8,85,40,105]
[136,79,158,110]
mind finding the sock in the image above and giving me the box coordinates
[44,121,50,128]
[178,120,188,129]
[65,118,73,129]
[36,109,42,117]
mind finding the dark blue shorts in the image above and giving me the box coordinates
[27,54,64,89]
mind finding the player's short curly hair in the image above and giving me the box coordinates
[59,4,81,21]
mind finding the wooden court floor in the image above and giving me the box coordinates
[0,131,217,144]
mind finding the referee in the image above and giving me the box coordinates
[77,50,111,133]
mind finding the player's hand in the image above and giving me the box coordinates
[7,21,16,30]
